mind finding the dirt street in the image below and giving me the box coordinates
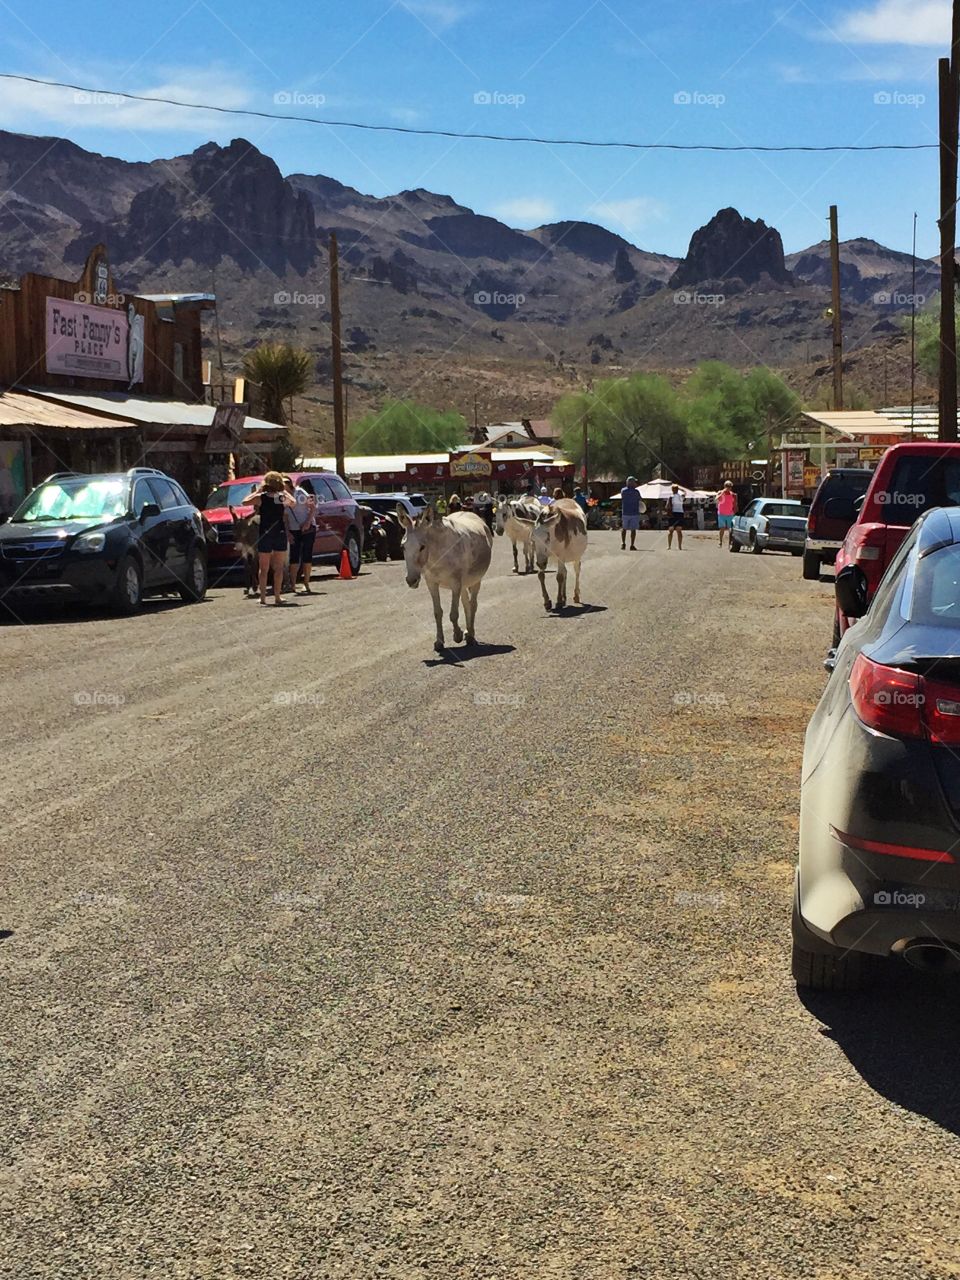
[2,530,959,1279]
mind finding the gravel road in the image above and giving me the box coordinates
[3,529,960,1279]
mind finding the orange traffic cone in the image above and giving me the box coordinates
[339,548,354,580]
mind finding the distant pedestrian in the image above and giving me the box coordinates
[620,476,644,550]
[537,485,553,506]
[573,486,588,515]
[666,484,687,550]
[715,480,737,548]
[244,471,297,605]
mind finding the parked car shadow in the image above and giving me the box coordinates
[800,972,960,1135]
[0,598,203,626]
[423,642,517,668]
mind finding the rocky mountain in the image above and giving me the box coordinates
[670,207,792,289]
[0,127,935,426]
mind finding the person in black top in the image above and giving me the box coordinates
[244,470,296,606]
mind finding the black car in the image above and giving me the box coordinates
[794,506,960,990]
[0,468,208,614]
[802,467,873,580]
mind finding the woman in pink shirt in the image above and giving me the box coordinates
[716,480,737,548]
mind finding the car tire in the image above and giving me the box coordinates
[178,546,207,603]
[802,550,821,580]
[791,941,873,991]
[112,554,143,614]
[729,535,741,553]
[750,532,763,554]
[345,528,362,574]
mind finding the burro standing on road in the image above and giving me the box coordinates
[494,494,540,574]
[515,497,588,612]
[397,505,493,652]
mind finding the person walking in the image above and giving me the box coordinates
[245,471,297,606]
[537,485,553,506]
[620,476,644,550]
[665,484,687,550]
[715,480,737,548]
[573,486,589,516]
[287,479,319,593]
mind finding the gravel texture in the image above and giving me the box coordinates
[2,530,960,1279]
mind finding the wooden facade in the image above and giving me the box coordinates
[0,244,206,400]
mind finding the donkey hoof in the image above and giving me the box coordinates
[464,633,475,646]
[453,628,463,644]
[434,640,445,653]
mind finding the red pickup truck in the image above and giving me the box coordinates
[833,441,960,643]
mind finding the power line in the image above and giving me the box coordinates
[0,73,940,153]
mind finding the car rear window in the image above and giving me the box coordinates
[905,544,960,626]
[820,472,871,503]
[879,455,960,518]
[761,503,804,518]
[325,476,352,501]
[148,477,181,510]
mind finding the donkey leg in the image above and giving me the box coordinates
[573,558,582,605]
[465,583,480,643]
[556,561,567,610]
[512,540,519,573]
[450,582,464,644]
[428,580,445,652]
[538,565,552,612]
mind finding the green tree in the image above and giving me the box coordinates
[554,373,689,479]
[348,400,467,453]
[242,344,312,425]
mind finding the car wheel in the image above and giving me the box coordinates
[791,875,874,991]
[750,532,763,555]
[802,550,821,580]
[113,554,143,614]
[178,546,207,603]
[345,528,362,574]
[729,535,741,553]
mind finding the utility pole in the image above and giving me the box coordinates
[911,210,918,435]
[329,232,346,476]
[939,13,960,441]
[829,205,843,411]
[582,416,589,494]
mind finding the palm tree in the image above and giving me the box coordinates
[241,344,312,425]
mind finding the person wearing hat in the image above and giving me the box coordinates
[666,483,687,550]
[620,476,644,550]
[715,480,738,548]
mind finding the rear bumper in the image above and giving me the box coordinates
[805,537,841,555]
[758,533,806,551]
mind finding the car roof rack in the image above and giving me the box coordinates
[126,466,162,476]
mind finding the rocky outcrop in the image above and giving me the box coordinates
[670,208,792,289]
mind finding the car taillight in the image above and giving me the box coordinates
[850,653,923,737]
[850,655,960,744]
[807,509,817,536]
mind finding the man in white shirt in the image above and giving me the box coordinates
[666,484,687,551]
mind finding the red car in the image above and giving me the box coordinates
[833,442,960,644]
[203,470,364,581]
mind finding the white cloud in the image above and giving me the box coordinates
[492,196,556,225]
[389,106,425,125]
[833,0,949,45]
[0,68,254,134]
[400,0,469,29]
[588,196,667,235]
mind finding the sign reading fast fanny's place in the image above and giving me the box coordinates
[449,452,492,478]
[45,297,128,379]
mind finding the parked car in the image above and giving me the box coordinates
[0,468,208,614]
[794,506,960,990]
[729,497,808,555]
[833,442,960,644]
[802,467,873,580]
[203,471,363,579]
[351,492,427,519]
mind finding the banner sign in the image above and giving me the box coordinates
[45,297,128,380]
[450,451,493,478]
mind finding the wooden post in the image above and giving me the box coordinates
[582,415,589,493]
[940,52,959,442]
[829,205,843,412]
[329,233,346,477]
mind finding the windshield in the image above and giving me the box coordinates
[206,481,260,509]
[13,477,128,522]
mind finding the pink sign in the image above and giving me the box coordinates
[45,297,129,380]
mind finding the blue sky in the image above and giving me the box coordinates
[0,0,950,257]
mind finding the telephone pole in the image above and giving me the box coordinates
[939,12,960,441]
[328,232,346,476]
[829,205,843,411]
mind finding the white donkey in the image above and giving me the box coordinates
[398,505,493,652]
[494,494,540,574]
[515,498,588,612]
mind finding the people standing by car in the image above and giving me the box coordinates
[715,480,737,549]
[666,484,687,550]
[287,479,319,594]
[620,476,644,551]
[244,471,297,606]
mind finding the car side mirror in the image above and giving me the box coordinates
[823,496,855,521]
[835,564,869,618]
[140,502,161,521]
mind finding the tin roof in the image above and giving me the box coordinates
[801,408,939,438]
[0,390,138,431]
[25,389,285,433]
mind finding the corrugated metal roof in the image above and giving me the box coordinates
[0,391,138,431]
[25,389,285,433]
[301,449,563,473]
[801,408,938,437]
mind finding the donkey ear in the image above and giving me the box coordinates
[421,505,437,524]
